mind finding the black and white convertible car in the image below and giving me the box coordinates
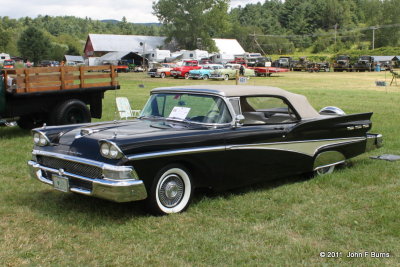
[28,85,382,214]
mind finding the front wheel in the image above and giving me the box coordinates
[146,164,193,215]
[184,73,189,79]
[203,74,209,80]
[223,74,229,81]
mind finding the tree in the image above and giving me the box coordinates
[152,0,230,51]
[0,26,11,51]
[17,26,51,64]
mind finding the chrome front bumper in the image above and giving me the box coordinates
[148,72,160,77]
[28,160,147,203]
[210,74,224,80]
[188,74,201,79]
[366,133,383,152]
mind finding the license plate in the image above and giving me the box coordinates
[53,175,69,192]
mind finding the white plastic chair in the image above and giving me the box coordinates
[116,97,141,119]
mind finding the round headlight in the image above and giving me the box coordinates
[33,133,41,144]
[109,145,119,158]
[100,143,110,157]
[39,135,48,146]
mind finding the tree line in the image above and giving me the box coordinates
[1,0,399,63]
[154,0,400,54]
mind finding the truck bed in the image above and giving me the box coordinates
[3,65,119,94]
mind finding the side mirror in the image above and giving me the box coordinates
[234,114,245,128]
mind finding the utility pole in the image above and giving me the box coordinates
[196,38,202,50]
[334,24,338,46]
[372,26,378,50]
[250,32,267,55]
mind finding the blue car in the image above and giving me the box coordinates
[188,65,224,80]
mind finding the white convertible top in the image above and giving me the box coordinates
[151,85,321,119]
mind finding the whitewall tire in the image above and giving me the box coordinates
[147,165,192,215]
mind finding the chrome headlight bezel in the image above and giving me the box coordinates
[99,140,124,159]
[32,131,50,147]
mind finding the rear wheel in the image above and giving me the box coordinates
[50,99,91,125]
[223,74,229,81]
[315,165,335,176]
[203,74,209,80]
[160,72,166,78]
[184,73,189,79]
[146,164,193,215]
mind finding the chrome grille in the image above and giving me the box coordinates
[37,156,102,179]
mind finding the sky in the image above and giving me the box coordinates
[0,0,263,23]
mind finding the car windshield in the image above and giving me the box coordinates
[140,93,232,124]
[183,62,196,66]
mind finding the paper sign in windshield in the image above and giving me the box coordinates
[169,107,191,119]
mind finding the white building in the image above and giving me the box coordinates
[210,53,235,64]
[0,53,11,64]
[179,50,209,60]
[146,49,171,62]
[213,38,245,55]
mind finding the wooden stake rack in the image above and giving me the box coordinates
[3,65,118,94]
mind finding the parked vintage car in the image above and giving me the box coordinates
[210,64,255,80]
[28,85,382,215]
[170,60,201,79]
[333,55,352,72]
[2,59,15,69]
[148,63,176,78]
[353,56,375,72]
[250,62,290,77]
[188,64,224,80]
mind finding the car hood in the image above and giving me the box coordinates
[46,119,215,163]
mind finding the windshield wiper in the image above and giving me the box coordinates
[139,115,164,120]
[165,117,195,127]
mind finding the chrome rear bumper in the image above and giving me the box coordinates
[28,160,147,203]
[366,133,383,152]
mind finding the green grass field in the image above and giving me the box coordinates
[1,71,399,266]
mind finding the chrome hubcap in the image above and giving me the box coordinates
[165,181,179,198]
[158,174,184,207]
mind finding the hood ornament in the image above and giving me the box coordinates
[75,128,99,139]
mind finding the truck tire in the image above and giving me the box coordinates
[51,99,91,125]
[17,115,45,130]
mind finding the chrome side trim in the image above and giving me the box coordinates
[227,137,366,157]
[128,146,226,161]
[314,160,346,171]
[127,137,365,161]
